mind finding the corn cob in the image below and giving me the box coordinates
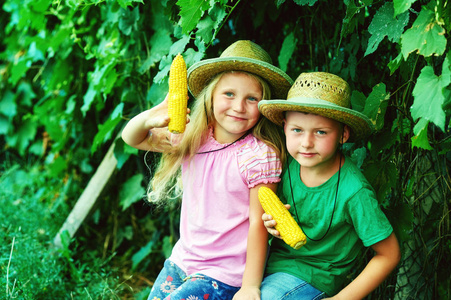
[258,187,307,250]
[168,54,188,134]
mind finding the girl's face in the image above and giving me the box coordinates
[284,111,349,172]
[211,72,263,143]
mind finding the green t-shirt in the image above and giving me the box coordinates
[265,156,393,296]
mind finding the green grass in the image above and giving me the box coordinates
[0,164,129,299]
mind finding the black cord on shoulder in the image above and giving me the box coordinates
[288,149,342,242]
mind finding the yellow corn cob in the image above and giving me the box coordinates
[258,187,307,250]
[168,53,188,134]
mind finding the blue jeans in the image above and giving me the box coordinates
[261,272,326,300]
[147,259,240,300]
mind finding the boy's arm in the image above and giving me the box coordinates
[326,232,401,300]
[233,183,275,300]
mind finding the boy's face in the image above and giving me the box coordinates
[283,111,349,171]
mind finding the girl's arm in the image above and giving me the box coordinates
[233,183,276,300]
[325,232,401,300]
[121,95,189,152]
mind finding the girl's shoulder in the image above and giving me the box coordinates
[237,133,278,155]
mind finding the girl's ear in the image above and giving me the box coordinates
[341,125,351,144]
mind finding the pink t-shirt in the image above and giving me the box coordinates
[169,131,282,287]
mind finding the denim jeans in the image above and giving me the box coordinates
[261,272,326,300]
[147,259,240,300]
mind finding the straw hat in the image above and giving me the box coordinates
[187,40,293,99]
[258,72,374,141]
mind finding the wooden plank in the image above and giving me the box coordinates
[53,141,117,248]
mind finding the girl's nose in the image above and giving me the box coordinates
[232,99,246,112]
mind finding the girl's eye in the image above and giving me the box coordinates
[247,96,259,102]
[225,92,234,97]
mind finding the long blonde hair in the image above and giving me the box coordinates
[148,71,286,204]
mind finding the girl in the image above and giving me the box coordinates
[258,72,400,300]
[121,40,293,300]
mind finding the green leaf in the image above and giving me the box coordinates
[10,58,30,85]
[411,66,448,131]
[138,30,172,74]
[393,0,417,17]
[363,83,390,131]
[162,235,173,258]
[0,115,10,135]
[341,0,360,38]
[117,0,144,9]
[119,174,145,211]
[278,32,296,72]
[196,15,215,44]
[350,90,366,112]
[363,160,398,206]
[114,138,138,170]
[388,52,403,75]
[293,0,318,5]
[119,6,140,36]
[91,103,124,154]
[411,118,433,150]
[0,90,17,118]
[177,0,211,34]
[400,7,447,59]
[364,2,409,56]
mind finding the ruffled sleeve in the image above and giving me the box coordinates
[237,136,282,188]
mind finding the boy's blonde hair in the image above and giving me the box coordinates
[148,71,286,204]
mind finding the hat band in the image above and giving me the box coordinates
[285,97,345,108]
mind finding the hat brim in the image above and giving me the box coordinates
[187,57,293,99]
[259,97,374,141]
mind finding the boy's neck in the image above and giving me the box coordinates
[299,153,344,187]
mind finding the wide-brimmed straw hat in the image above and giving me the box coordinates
[258,72,374,141]
[187,40,293,99]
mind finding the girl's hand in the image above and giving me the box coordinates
[261,204,290,239]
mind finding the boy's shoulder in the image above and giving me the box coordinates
[342,158,374,193]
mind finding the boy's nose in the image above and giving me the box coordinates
[301,133,314,148]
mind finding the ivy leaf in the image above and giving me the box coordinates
[10,58,30,85]
[393,0,417,17]
[363,83,390,131]
[114,138,138,170]
[293,0,318,5]
[278,32,296,72]
[365,2,409,56]
[388,52,403,75]
[411,118,433,150]
[350,90,366,112]
[91,103,124,154]
[119,6,140,36]
[177,0,211,34]
[196,15,215,44]
[117,0,144,9]
[0,90,17,118]
[119,173,145,211]
[401,7,447,59]
[341,0,360,38]
[411,66,447,132]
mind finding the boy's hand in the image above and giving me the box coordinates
[232,286,261,300]
[262,204,291,238]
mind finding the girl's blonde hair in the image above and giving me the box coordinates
[148,71,286,204]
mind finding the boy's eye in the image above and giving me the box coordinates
[293,128,302,133]
[316,130,326,135]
